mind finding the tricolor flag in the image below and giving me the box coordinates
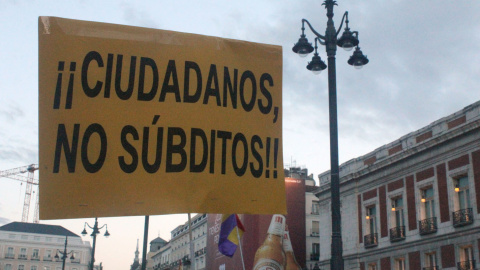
[218,214,245,257]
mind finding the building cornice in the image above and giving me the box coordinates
[317,101,480,196]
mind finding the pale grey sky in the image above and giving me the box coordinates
[1,1,480,269]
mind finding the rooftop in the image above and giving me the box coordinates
[150,236,167,244]
[318,100,480,188]
[0,222,79,237]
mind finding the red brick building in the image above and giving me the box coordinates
[315,101,480,270]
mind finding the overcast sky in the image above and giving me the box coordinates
[1,0,480,269]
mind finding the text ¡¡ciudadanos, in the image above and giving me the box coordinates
[39,16,285,218]
[51,51,280,178]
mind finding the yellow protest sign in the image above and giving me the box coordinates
[38,17,285,219]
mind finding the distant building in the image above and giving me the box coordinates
[171,214,208,270]
[285,166,321,269]
[144,168,321,270]
[150,237,168,253]
[315,101,480,269]
[148,242,170,270]
[146,237,168,270]
[130,239,141,270]
[0,222,91,270]
[146,214,207,270]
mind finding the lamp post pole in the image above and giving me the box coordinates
[90,220,97,270]
[82,217,110,270]
[61,237,68,270]
[55,236,74,270]
[292,1,369,270]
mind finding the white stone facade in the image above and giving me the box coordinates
[285,167,321,269]
[306,179,321,269]
[150,213,207,270]
[148,245,170,270]
[0,223,91,270]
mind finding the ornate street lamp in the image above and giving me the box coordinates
[55,236,75,270]
[81,218,110,270]
[292,1,368,270]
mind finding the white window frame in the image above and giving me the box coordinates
[394,257,405,270]
[311,220,320,236]
[390,196,405,228]
[312,200,320,214]
[6,246,14,256]
[424,251,437,268]
[19,248,27,259]
[312,243,320,256]
[367,262,377,270]
[454,175,471,211]
[419,185,435,220]
[32,248,40,259]
[365,205,377,235]
[459,245,474,268]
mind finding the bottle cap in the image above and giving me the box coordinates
[267,214,285,236]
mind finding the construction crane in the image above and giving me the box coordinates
[0,164,39,223]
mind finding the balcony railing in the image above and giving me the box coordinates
[364,233,378,248]
[457,260,475,270]
[423,266,439,270]
[182,257,191,265]
[310,253,319,261]
[31,256,40,261]
[43,256,52,261]
[195,248,205,257]
[18,254,27,260]
[310,230,320,237]
[4,253,15,259]
[453,208,473,227]
[389,226,406,242]
[160,262,170,270]
[71,258,81,263]
[419,217,437,235]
